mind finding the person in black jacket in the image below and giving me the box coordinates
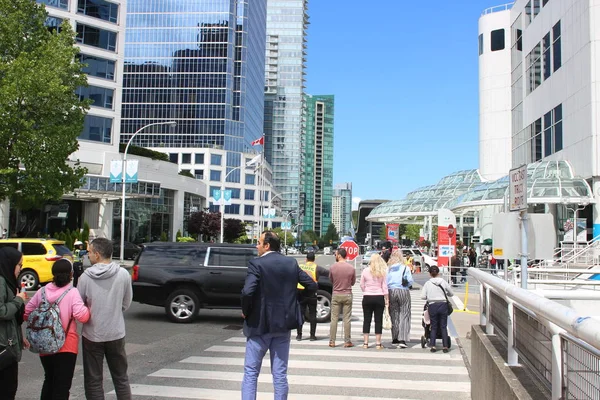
[241,231,317,400]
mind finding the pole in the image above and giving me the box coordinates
[520,211,528,289]
[219,179,225,244]
[120,121,176,263]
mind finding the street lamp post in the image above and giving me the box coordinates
[267,191,298,229]
[220,155,261,243]
[282,210,296,252]
[120,121,176,263]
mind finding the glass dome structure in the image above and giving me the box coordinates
[366,169,483,223]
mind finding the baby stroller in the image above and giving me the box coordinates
[420,303,452,349]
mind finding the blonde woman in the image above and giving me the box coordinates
[386,250,414,348]
[360,253,389,349]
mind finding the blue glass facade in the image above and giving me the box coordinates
[121,0,267,175]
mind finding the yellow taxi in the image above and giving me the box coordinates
[0,238,73,290]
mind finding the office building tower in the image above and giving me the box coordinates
[264,0,309,213]
[122,0,267,184]
[333,183,352,237]
[303,94,334,237]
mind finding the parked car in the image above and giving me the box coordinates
[0,238,73,290]
[132,242,333,323]
[361,250,379,268]
[112,240,141,260]
[401,248,437,272]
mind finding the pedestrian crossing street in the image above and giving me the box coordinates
[116,286,471,399]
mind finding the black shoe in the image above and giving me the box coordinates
[399,341,408,348]
[443,348,449,353]
[430,347,437,353]
[296,334,302,341]
[309,335,317,341]
[391,339,400,344]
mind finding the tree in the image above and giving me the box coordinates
[273,227,294,246]
[301,230,318,245]
[378,225,387,241]
[322,223,339,245]
[405,225,421,240]
[188,211,220,241]
[223,218,245,243]
[0,0,90,209]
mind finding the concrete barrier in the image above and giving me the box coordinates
[471,325,548,400]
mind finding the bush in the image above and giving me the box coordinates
[160,231,168,242]
[177,236,196,243]
[119,144,169,162]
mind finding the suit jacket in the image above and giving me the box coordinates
[241,252,317,337]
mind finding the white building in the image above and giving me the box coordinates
[332,183,352,237]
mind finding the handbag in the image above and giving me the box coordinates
[433,283,454,315]
[401,266,409,287]
[383,306,392,330]
[0,340,17,370]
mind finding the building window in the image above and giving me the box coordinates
[45,16,63,33]
[195,154,204,164]
[76,23,117,51]
[80,115,111,143]
[491,29,505,52]
[169,154,178,164]
[78,0,119,23]
[553,21,562,72]
[224,204,240,215]
[532,118,542,162]
[195,170,204,180]
[210,170,221,181]
[244,205,254,216]
[79,54,115,80]
[211,154,222,166]
[245,189,255,200]
[542,33,551,80]
[478,34,483,56]
[209,203,219,213]
[77,85,113,109]
[245,174,255,185]
[39,0,68,9]
[181,153,191,164]
[543,104,563,156]
[226,188,241,199]
[526,43,542,94]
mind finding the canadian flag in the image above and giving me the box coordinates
[251,136,264,146]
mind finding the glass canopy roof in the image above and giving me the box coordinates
[366,161,594,223]
[366,169,483,222]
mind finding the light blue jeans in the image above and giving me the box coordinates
[241,331,291,400]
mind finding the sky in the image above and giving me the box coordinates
[305,0,508,209]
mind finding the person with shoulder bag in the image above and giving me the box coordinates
[420,266,454,353]
[386,250,414,348]
[0,247,30,400]
[24,259,90,400]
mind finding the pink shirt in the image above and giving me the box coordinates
[329,261,356,295]
[360,268,388,296]
[24,283,90,355]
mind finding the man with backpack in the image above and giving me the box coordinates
[77,238,133,400]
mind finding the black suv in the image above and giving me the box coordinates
[132,242,333,323]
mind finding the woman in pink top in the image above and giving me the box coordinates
[360,253,389,349]
[24,259,90,400]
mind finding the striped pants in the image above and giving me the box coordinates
[389,288,411,342]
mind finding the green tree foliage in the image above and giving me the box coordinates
[178,170,194,178]
[405,225,421,240]
[0,0,89,209]
[378,225,387,241]
[223,218,245,243]
[322,223,339,245]
[118,144,169,162]
[176,229,182,240]
[301,230,318,245]
[273,227,294,245]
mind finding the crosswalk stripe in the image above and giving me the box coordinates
[205,345,462,361]
[225,336,426,344]
[149,369,471,393]
[128,384,417,400]
[179,356,469,375]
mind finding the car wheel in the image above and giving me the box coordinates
[424,264,430,273]
[316,289,332,323]
[18,270,39,291]
[165,288,200,323]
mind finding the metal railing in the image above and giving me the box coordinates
[481,2,514,16]
[469,268,600,400]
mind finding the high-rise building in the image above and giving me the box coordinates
[122,0,267,183]
[332,183,352,237]
[264,0,309,213]
[303,95,334,237]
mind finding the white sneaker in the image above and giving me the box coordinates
[399,341,408,348]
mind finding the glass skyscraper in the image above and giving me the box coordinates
[122,0,267,182]
[264,0,308,212]
[303,94,334,237]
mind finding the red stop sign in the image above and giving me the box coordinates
[447,225,455,237]
[339,241,359,261]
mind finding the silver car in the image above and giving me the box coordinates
[361,250,379,268]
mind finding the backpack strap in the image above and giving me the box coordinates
[53,286,73,306]
[40,286,47,303]
[433,282,450,302]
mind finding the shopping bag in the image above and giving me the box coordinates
[383,307,392,330]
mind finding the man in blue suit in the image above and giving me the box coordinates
[241,231,317,400]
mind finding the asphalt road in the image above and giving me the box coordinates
[15,253,472,399]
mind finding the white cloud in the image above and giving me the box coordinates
[352,197,361,210]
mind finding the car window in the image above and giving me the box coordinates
[22,243,46,256]
[142,246,202,266]
[207,247,257,267]
[52,244,72,256]
[0,243,18,249]
[402,250,411,257]
[413,249,423,255]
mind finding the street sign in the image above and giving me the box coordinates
[447,224,455,237]
[339,240,359,261]
[509,165,528,212]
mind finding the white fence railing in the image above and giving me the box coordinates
[469,268,600,400]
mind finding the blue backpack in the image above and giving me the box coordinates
[26,287,72,354]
